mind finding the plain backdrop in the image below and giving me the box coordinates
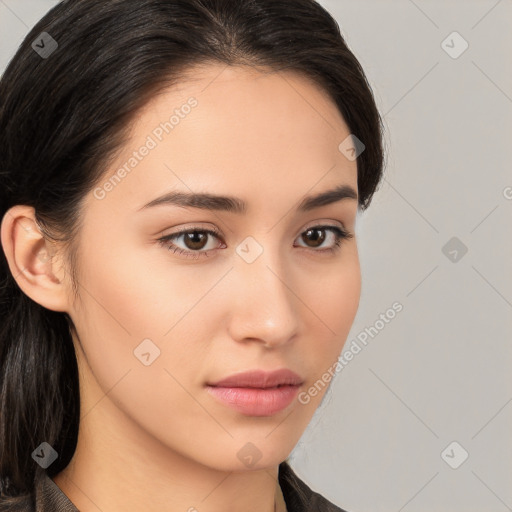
[1,1,511,511]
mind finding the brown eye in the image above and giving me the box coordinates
[180,231,209,251]
[295,225,352,253]
[157,227,224,259]
[301,227,327,248]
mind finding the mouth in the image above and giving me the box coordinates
[205,368,304,416]
[206,368,304,388]
[205,384,302,417]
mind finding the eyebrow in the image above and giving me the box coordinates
[137,183,358,214]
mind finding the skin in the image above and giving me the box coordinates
[1,63,361,512]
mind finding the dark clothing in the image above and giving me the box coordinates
[1,461,348,511]
[278,461,348,511]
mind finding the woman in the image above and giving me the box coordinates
[0,0,385,510]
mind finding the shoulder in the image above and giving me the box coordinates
[35,473,78,512]
[0,474,78,512]
[278,461,350,512]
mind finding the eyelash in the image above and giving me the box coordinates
[156,224,353,260]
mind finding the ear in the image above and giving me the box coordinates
[0,205,71,312]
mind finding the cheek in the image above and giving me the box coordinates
[69,243,222,440]
[70,240,224,384]
[330,267,361,338]
[76,237,216,336]
[300,252,361,378]
[306,250,361,335]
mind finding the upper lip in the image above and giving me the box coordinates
[207,369,304,388]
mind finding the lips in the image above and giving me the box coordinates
[207,368,304,389]
[205,369,305,416]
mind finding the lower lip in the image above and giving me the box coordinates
[205,384,301,416]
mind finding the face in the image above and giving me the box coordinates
[65,63,361,471]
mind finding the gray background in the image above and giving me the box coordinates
[1,1,511,511]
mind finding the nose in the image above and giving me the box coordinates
[226,247,300,349]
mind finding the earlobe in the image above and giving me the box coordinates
[0,205,70,312]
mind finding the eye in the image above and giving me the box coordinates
[294,225,353,254]
[156,224,353,260]
[157,226,224,259]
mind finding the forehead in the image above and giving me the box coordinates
[86,63,358,216]
[140,62,351,141]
